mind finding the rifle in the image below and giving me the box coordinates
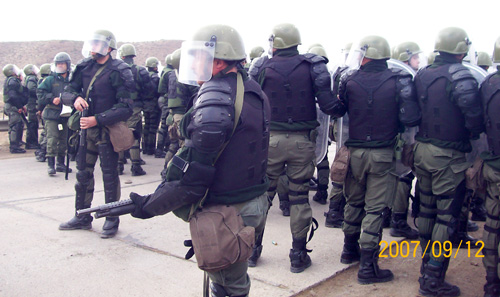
[75,108,89,211]
[65,129,72,180]
[76,199,135,219]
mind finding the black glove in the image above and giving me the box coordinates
[129,192,154,219]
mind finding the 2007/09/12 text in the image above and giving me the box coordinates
[379,240,484,258]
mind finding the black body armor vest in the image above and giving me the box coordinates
[415,64,468,142]
[481,73,500,155]
[261,55,316,123]
[209,76,270,195]
[345,69,400,142]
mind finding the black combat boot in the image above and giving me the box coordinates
[340,232,361,264]
[47,157,56,176]
[131,163,146,176]
[390,211,418,239]
[312,188,328,205]
[101,217,119,238]
[289,238,312,273]
[59,213,93,230]
[452,218,479,248]
[154,148,166,158]
[324,193,346,228]
[357,248,394,284]
[10,146,26,154]
[419,261,460,296]
[485,267,500,297]
[471,195,487,222]
[248,244,263,268]
[118,161,124,175]
[278,192,290,217]
[56,156,72,173]
[35,147,46,162]
[382,208,392,228]
[248,230,264,267]
[467,219,479,232]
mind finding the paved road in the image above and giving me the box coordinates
[0,151,402,296]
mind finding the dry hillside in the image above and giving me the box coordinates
[0,39,183,95]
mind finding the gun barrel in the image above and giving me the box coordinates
[76,199,135,218]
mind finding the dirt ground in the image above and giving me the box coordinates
[0,129,487,297]
[294,232,485,297]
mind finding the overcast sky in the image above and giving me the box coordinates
[3,0,499,64]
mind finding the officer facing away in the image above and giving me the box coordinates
[249,23,338,273]
[58,30,134,239]
[479,36,500,297]
[128,24,271,297]
[413,27,484,296]
[331,35,420,284]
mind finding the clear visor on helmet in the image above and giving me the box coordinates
[178,40,216,86]
[81,33,112,58]
[345,44,367,70]
[408,52,428,71]
[12,65,22,77]
[30,66,40,76]
[267,34,275,58]
[464,45,478,65]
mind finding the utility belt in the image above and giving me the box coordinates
[270,129,317,143]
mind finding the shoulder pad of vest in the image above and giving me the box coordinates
[449,63,474,80]
[73,58,93,72]
[111,59,131,71]
[249,56,268,77]
[7,77,21,87]
[195,79,233,109]
[339,68,357,82]
[303,53,326,64]
[244,77,264,95]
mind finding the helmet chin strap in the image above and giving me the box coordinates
[217,61,241,76]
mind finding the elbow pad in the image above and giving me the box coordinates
[187,80,234,154]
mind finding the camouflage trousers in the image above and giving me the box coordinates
[342,146,396,250]
[482,163,500,272]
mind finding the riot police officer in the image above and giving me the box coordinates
[37,52,73,176]
[479,36,500,297]
[245,46,265,70]
[249,23,337,272]
[413,27,484,296]
[35,63,53,162]
[331,35,419,284]
[477,51,493,72]
[386,41,424,239]
[161,48,199,175]
[117,43,154,176]
[58,29,134,239]
[155,53,174,158]
[324,42,352,229]
[23,64,40,149]
[143,57,161,156]
[308,45,331,206]
[129,24,270,297]
[3,64,28,154]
